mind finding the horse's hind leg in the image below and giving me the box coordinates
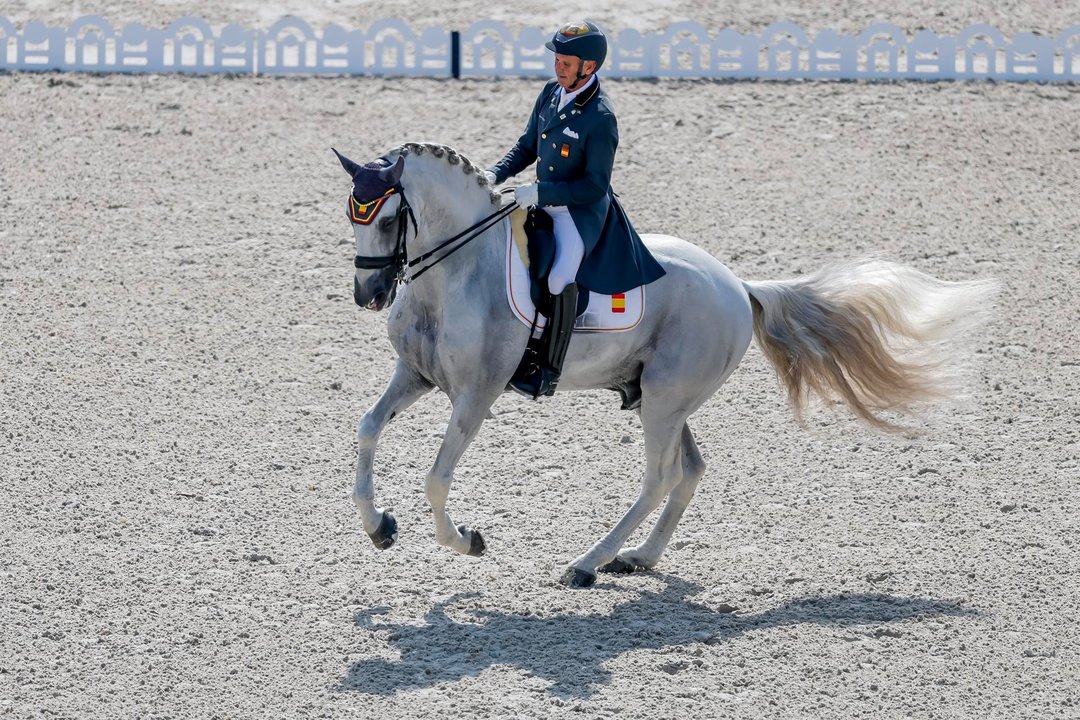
[354,360,432,549]
[601,423,706,574]
[562,408,688,588]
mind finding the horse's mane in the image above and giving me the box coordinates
[388,142,501,206]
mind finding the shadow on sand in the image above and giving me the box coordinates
[337,575,975,699]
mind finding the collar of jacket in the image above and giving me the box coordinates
[547,77,601,112]
[573,77,601,108]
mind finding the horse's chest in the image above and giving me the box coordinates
[388,303,443,377]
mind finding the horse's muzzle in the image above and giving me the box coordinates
[354,272,396,311]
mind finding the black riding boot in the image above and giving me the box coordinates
[509,283,578,399]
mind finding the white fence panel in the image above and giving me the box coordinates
[0,16,1077,82]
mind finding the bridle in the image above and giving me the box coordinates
[349,185,416,276]
[350,183,518,284]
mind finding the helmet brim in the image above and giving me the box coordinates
[544,40,557,52]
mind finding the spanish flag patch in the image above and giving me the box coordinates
[611,293,626,313]
[560,144,570,158]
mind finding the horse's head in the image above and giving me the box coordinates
[335,144,502,310]
[335,149,410,310]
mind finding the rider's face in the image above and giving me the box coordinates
[554,53,595,91]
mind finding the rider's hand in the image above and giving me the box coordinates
[514,183,539,208]
[482,170,497,185]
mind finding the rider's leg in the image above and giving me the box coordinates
[536,208,582,396]
[536,280,577,396]
[509,207,583,399]
[547,208,585,296]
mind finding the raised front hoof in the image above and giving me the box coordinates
[367,511,398,550]
[599,557,649,574]
[457,524,486,557]
[560,567,597,588]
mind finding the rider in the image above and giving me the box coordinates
[485,21,666,399]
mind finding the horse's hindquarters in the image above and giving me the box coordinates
[558,234,754,399]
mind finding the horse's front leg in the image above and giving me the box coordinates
[424,392,500,557]
[354,360,432,549]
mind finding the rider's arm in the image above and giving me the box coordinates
[490,82,557,184]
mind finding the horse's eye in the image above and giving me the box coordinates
[379,217,396,232]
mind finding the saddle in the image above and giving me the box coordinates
[505,207,647,407]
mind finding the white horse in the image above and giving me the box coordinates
[337,142,995,588]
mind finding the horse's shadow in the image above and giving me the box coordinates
[337,575,975,699]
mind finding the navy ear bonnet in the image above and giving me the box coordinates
[352,160,395,202]
[334,149,407,225]
[333,149,401,202]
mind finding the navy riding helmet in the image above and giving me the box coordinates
[545,21,608,68]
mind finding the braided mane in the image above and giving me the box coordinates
[389,142,501,205]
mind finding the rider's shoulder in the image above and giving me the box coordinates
[597,92,616,115]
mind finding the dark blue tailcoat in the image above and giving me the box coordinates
[491,78,666,295]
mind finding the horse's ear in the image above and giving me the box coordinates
[332,148,362,178]
[377,155,405,186]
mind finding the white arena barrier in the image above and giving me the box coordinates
[0,16,1077,82]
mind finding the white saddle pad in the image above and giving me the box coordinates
[504,213,645,333]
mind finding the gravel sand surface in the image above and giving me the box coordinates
[1,3,1078,718]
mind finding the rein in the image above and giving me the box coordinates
[353,185,518,284]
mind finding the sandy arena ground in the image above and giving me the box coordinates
[1,2,1079,718]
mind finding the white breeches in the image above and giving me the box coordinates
[546,206,585,295]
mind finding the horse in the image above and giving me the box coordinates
[335,142,996,588]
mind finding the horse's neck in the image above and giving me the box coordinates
[403,202,508,308]
[394,157,507,310]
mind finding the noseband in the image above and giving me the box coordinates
[350,184,518,284]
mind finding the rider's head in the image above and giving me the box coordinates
[545,21,607,92]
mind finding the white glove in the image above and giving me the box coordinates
[514,183,539,208]
[482,170,497,185]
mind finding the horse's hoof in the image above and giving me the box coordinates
[457,524,486,557]
[368,511,397,550]
[560,567,597,588]
[599,557,648,574]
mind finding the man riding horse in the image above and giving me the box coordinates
[484,21,666,399]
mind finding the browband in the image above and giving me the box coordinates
[347,187,397,225]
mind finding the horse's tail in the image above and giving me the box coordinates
[743,258,998,431]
